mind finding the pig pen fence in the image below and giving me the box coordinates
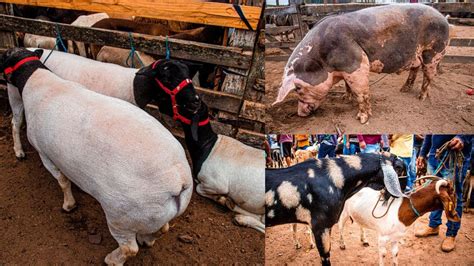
[0,0,265,148]
[266,2,474,64]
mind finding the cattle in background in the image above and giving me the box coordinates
[274,4,450,124]
[266,153,406,266]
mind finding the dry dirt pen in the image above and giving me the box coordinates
[0,0,265,264]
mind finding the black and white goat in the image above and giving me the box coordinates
[265,153,406,266]
[338,176,459,266]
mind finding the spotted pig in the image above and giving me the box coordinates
[274,4,450,123]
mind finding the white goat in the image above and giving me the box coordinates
[3,49,192,265]
[338,179,459,266]
[67,13,109,57]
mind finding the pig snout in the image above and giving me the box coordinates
[297,101,316,116]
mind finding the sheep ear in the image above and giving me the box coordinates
[136,65,158,77]
[33,49,44,59]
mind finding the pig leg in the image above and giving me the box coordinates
[105,226,139,266]
[400,66,420,92]
[343,70,371,124]
[419,51,444,100]
[8,84,25,159]
[39,154,76,212]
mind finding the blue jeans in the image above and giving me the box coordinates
[361,143,380,154]
[343,143,359,155]
[318,143,336,158]
[427,154,468,237]
[404,150,417,191]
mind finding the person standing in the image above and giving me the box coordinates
[390,134,416,191]
[358,134,383,154]
[415,135,472,252]
[343,134,360,155]
[294,134,310,150]
[278,134,293,167]
[317,134,338,158]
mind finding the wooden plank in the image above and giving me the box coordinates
[265,55,289,61]
[239,100,265,123]
[265,25,299,35]
[449,38,474,47]
[265,41,297,48]
[196,87,242,114]
[0,4,16,50]
[235,128,264,149]
[264,5,298,16]
[0,0,262,30]
[0,14,252,69]
[443,55,474,64]
[427,3,474,14]
[301,3,381,15]
[448,18,474,27]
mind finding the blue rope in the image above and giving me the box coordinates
[409,198,421,217]
[126,32,144,68]
[165,36,170,60]
[55,24,67,52]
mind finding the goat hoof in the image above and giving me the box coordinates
[362,242,369,247]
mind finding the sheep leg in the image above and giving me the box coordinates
[8,84,25,159]
[196,183,226,204]
[292,224,302,249]
[307,225,316,249]
[136,233,157,247]
[377,235,389,266]
[391,240,399,266]
[39,154,76,212]
[338,208,349,250]
[361,227,369,246]
[233,214,265,233]
[105,226,139,266]
[314,228,332,266]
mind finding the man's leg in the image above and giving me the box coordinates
[318,143,329,159]
[328,145,336,158]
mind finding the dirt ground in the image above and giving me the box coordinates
[0,113,264,264]
[265,25,474,133]
[266,212,474,265]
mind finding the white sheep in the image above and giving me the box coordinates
[2,48,192,265]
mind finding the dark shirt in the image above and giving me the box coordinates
[420,135,472,162]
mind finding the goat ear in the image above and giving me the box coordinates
[33,49,44,59]
[136,65,158,77]
[191,114,199,142]
[182,61,201,79]
[438,187,460,222]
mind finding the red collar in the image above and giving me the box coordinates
[152,60,210,126]
[4,56,40,75]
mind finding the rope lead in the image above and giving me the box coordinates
[126,32,144,68]
[165,36,170,60]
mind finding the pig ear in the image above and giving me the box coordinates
[272,74,296,105]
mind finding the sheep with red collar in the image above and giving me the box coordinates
[338,177,459,266]
[1,48,193,265]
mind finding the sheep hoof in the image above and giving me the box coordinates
[362,242,369,247]
[61,203,78,213]
[339,244,346,250]
[15,152,26,160]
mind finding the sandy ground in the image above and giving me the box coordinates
[265,26,474,133]
[0,113,264,264]
[265,212,474,265]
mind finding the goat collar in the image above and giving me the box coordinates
[409,197,421,217]
[3,56,40,75]
[152,61,209,126]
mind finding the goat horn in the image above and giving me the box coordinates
[435,179,448,194]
